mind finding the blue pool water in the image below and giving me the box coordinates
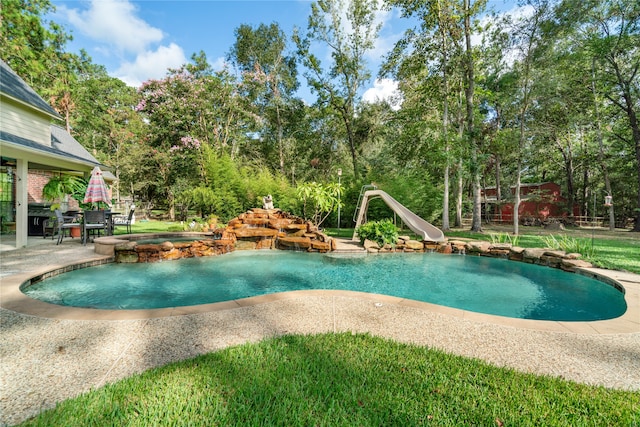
[22,251,626,321]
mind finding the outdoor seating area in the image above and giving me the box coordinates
[46,208,126,246]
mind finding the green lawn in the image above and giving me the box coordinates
[18,333,639,426]
[443,229,640,274]
[113,219,185,235]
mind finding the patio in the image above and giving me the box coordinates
[1,238,639,425]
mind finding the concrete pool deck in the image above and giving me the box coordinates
[1,238,639,425]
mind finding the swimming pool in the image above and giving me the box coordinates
[22,251,626,321]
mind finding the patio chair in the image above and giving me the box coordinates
[112,206,135,234]
[83,210,108,245]
[42,216,57,240]
[54,209,81,245]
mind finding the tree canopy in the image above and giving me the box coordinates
[2,0,639,231]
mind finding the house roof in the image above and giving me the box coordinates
[483,182,557,191]
[50,125,101,166]
[1,126,113,179]
[0,61,114,180]
[0,59,61,119]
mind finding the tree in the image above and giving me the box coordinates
[297,181,343,227]
[135,54,251,219]
[70,71,141,202]
[294,0,382,178]
[0,0,102,133]
[462,0,488,232]
[228,23,299,175]
[0,0,69,88]
[577,0,640,231]
[383,0,465,231]
[506,0,552,234]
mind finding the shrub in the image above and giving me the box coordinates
[356,219,399,247]
[542,234,595,257]
[296,182,343,227]
[489,232,520,246]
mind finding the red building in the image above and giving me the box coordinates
[482,182,580,224]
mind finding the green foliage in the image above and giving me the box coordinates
[41,175,86,210]
[356,219,399,247]
[296,181,343,227]
[241,166,297,213]
[490,232,520,246]
[177,186,217,217]
[172,151,297,222]
[294,0,382,178]
[4,0,639,237]
[228,22,299,176]
[542,234,596,258]
[20,333,639,426]
[0,0,71,88]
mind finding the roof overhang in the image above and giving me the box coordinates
[1,138,102,173]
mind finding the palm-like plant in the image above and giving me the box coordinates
[42,174,86,210]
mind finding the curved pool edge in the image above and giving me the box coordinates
[2,255,639,334]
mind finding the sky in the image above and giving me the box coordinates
[50,0,520,104]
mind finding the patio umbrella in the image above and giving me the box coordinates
[83,166,111,207]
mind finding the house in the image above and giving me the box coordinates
[0,59,111,249]
[481,182,580,224]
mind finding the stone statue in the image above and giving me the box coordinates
[263,194,274,210]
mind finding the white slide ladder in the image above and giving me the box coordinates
[352,184,377,224]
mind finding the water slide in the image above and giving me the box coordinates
[352,190,445,242]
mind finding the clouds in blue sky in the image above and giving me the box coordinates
[56,0,187,86]
[52,0,520,104]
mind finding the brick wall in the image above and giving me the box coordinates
[27,170,80,210]
[27,170,53,203]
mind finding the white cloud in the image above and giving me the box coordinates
[362,78,402,109]
[57,0,189,87]
[114,43,187,87]
[211,56,227,71]
[61,0,163,54]
[367,7,398,61]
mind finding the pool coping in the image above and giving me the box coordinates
[1,252,638,334]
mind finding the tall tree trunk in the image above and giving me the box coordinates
[591,60,614,229]
[438,2,451,231]
[276,101,285,175]
[341,107,359,179]
[168,190,175,222]
[513,0,546,233]
[456,159,463,227]
[631,105,640,231]
[455,88,465,228]
[443,162,450,230]
[495,154,502,222]
[557,138,576,220]
[464,0,482,232]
